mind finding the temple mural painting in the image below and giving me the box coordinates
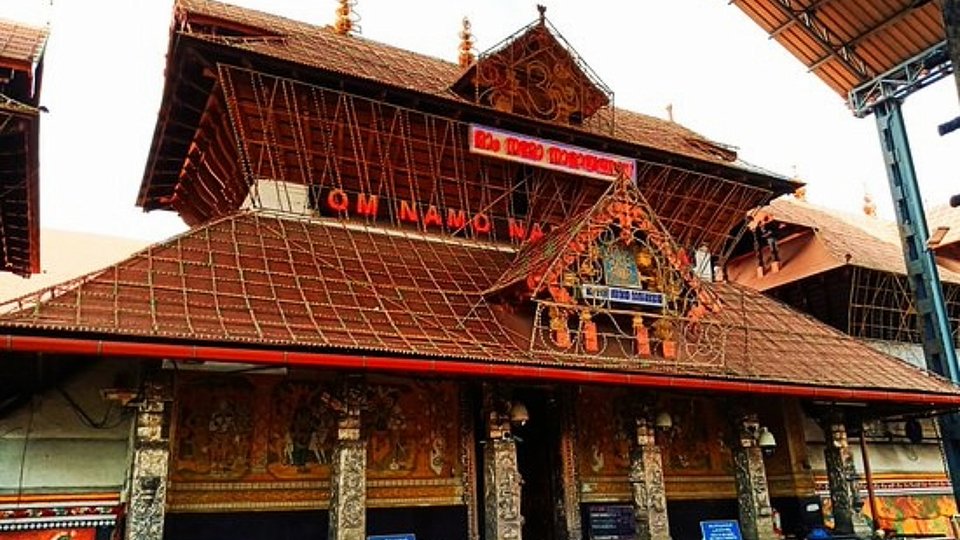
[166,374,463,511]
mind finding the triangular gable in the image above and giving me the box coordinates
[452,8,612,128]
[487,171,723,365]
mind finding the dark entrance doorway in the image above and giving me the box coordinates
[513,388,564,540]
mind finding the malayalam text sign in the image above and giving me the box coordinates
[469,124,636,182]
[700,520,743,540]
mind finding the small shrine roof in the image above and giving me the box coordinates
[2,210,958,399]
[0,18,47,70]
[167,0,778,175]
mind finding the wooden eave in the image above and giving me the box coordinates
[726,229,846,291]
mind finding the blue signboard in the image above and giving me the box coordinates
[581,284,665,308]
[700,520,743,540]
[586,505,635,540]
[367,535,415,540]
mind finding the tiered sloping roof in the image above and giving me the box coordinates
[164,0,767,172]
[2,210,957,397]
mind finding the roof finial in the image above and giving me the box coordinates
[537,4,547,24]
[665,103,674,122]
[458,17,475,68]
[334,0,356,36]
[863,191,877,217]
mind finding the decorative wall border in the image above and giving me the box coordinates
[0,495,120,532]
[813,475,953,497]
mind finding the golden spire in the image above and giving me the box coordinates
[458,17,475,68]
[334,0,356,36]
[790,165,805,201]
[863,192,877,217]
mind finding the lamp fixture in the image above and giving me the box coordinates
[508,400,529,427]
[654,410,673,430]
[742,416,777,456]
[757,426,777,455]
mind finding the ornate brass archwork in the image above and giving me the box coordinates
[524,173,726,368]
[453,12,614,132]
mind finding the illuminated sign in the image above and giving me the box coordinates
[469,124,636,182]
[581,284,664,308]
[314,187,547,243]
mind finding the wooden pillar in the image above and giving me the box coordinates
[629,417,671,540]
[558,392,582,540]
[328,382,367,540]
[822,418,868,536]
[125,381,171,540]
[732,414,777,540]
[483,387,523,540]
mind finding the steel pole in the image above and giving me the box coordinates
[944,0,960,102]
[874,97,960,505]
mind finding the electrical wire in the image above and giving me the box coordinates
[57,386,129,430]
[15,395,36,509]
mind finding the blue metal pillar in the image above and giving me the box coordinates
[874,97,960,503]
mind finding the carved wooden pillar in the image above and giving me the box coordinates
[558,391,582,540]
[822,418,866,535]
[483,388,523,540]
[328,382,367,540]
[125,381,171,540]
[629,417,671,540]
[732,414,777,540]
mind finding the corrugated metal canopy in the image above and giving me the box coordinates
[730,0,946,99]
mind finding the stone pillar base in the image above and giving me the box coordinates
[629,418,670,540]
[125,382,170,540]
[733,414,777,540]
[483,438,523,540]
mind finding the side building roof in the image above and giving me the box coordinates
[728,197,960,291]
[0,18,47,276]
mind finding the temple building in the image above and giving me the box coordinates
[3,2,960,540]
[0,18,46,276]
[727,197,960,536]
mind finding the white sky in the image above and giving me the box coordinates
[3,0,960,241]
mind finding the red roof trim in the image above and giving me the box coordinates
[5,333,960,406]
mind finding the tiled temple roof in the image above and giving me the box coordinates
[0,18,47,69]
[2,210,957,396]
[171,0,771,173]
